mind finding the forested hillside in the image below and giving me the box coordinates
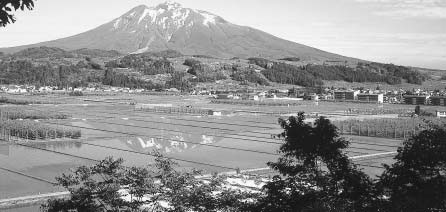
[249,58,428,87]
[0,47,431,90]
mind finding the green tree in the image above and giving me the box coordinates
[0,0,35,27]
[248,112,375,212]
[41,157,137,212]
[41,153,251,212]
[377,126,446,212]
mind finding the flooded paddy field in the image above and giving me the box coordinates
[0,94,406,199]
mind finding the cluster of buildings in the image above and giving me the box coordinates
[0,85,184,94]
[403,95,446,106]
[333,90,446,106]
[334,90,384,103]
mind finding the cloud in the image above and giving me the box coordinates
[355,0,446,19]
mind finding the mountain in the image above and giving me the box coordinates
[0,2,353,62]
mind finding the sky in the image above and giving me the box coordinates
[0,0,445,70]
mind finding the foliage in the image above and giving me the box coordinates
[377,126,446,212]
[0,0,34,27]
[231,69,270,86]
[165,71,194,91]
[142,50,183,58]
[0,96,57,105]
[1,120,81,140]
[0,60,103,87]
[305,64,400,84]
[248,113,375,212]
[105,54,175,75]
[183,58,201,67]
[279,57,301,62]
[357,62,427,85]
[12,47,74,59]
[248,58,426,86]
[71,48,122,58]
[332,117,446,139]
[102,68,162,90]
[41,154,252,212]
[0,107,69,120]
[185,62,227,83]
[69,91,84,96]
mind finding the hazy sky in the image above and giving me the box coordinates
[0,0,445,69]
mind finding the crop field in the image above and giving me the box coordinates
[0,93,420,199]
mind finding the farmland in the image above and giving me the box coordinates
[0,93,442,201]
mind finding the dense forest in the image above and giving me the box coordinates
[102,68,192,91]
[184,59,227,82]
[249,58,427,87]
[0,60,103,87]
[105,54,175,75]
[102,69,161,90]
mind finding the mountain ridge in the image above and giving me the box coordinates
[0,2,356,63]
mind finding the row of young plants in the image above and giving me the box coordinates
[210,99,306,106]
[0,120,81,140]
[0,96,58,105]
[332,117,444,139]
[0,107,69,120]
[344,108,413,115]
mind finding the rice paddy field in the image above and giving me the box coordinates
[0,93,429,200]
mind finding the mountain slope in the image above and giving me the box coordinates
[0,2,353,62]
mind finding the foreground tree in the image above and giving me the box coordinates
[247,112,375,212]
[0,0,35,27]
[377,126,446,211]
[41,153,251,212]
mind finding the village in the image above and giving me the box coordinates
[2,84,446,105]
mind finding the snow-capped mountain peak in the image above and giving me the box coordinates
[1,1,350,62]
[112,2,224,33]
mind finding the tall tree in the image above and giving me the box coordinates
[0,0,35,27]
[377,126,446,212]
[248,112,375,212]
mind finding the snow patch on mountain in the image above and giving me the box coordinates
[113,19,121,29]
[199,11,217,26]
[138,8,151,24]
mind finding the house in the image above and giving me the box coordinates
[249,95,259,101]
[430,96,446,106]
[334,90,359,101]
[403,95,430,105]
[208,110,222,116]
[436,111,446,118]
[7,85,27,94]
[357,94,384,103]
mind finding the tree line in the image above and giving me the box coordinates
[249,58,427,87]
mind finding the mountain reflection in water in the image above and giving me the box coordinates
[120,133,223,154]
